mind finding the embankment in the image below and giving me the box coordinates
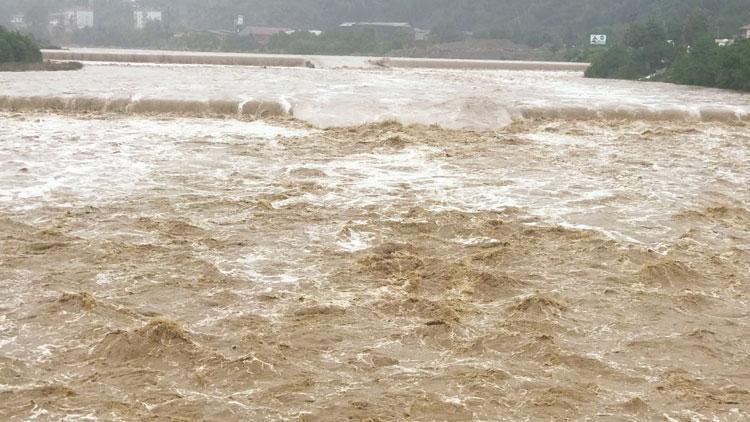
[380,58,589,71]
[41,49,589,71]
[42,50,308,68]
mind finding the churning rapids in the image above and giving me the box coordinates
[1,53,749,421]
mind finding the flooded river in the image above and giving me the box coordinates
[1,54,749,421]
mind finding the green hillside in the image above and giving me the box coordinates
[3,0,749,51]
[105,0,750,43]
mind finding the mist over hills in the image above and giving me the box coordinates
[3,0,749,47]
[124,1,750,36]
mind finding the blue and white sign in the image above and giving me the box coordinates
[590,34,607,45]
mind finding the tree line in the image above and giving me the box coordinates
[3,0,749,51]
[585,13,750,91]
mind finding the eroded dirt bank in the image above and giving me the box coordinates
[0,114,749,421]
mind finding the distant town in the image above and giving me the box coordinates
[5,2,434,47]
[2,0,749,67]
[10,2,158,33]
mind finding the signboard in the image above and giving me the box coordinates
[590,34,607,45]
[237,15,244,25]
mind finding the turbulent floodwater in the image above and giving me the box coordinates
[2,49,750,128]
[1,57,750,421]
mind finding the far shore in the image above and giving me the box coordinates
[42,48,589,71]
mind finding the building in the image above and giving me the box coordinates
[340,22,412,31]
[71,10,94,29]
[715,38,734,47]
[10,14,27,30]
[741,24,750,39]
[134,9,162,30]
[340,22,411,29]
[49,9,94,31]
[238,26,294,44]
[414,28,430,41]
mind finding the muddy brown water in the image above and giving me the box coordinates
[0,58,750,421]
[1,60,749,421]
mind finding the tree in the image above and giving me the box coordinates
[0,36,12,61]
[0,26,42,63]
[672,37,750,91]
[584,45,641,79]
[715,39,750,91]
[670,36,719,86]
[591,19,677,77]
[632,23,675,74]
[680,11,711,46]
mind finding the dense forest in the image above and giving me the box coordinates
[3,0,749,48]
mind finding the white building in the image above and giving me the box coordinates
[742,24,750,39]
[10,14,27,30]
[72,10,94,29]
[50,9,94,31]
[134,9,163,30]
[715,38,734,47]
[414,28,430,41]
[340,22,412,30]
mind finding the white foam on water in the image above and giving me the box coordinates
[0,335,16,349]
[1,66,748,266]
[3,59,748,129]
[337,230,376,252]
[202,252,303,285]
[452,236,502,246]
[62,414,99,422]
[28,405,50,420]
[0,115,311,208]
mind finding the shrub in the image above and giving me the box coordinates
[671,38,750,91]
[714,39,750,91]
[584,46,642,79]
[0,26,42,63]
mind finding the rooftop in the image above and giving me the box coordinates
[339,22,412,28]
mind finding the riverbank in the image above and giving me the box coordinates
[0,61,83,72]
